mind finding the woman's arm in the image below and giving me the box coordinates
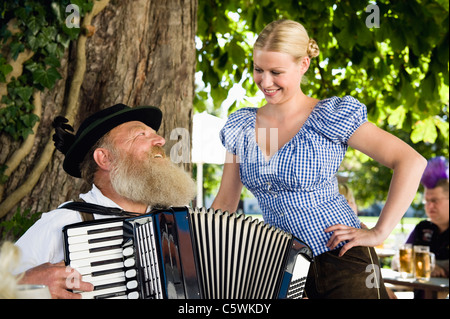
[211,152,244,213]
[326,122,427,256]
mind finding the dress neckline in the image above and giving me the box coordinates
[252,99,323,161]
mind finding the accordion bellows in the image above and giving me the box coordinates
[63,207,313,299]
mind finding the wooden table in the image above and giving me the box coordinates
[381,269,449,299]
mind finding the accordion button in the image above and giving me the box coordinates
[128,291,139,299]
[123,247,134,257]
[125,269,137,278]
[124,258,136,267]
[127,280,138,289]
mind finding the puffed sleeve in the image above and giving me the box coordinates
[309,96,368,144]
[219,108,256,155]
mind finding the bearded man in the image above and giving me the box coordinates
[13,104,196,298]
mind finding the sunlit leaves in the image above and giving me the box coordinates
[0,0,92,141]
[196,0,448,143]
[196,0,449,207]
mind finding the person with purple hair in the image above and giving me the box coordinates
[407,156,449,280]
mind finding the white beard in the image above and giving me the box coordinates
[110,147,196,208]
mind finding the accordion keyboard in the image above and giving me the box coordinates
[285,253,310,299]
[63,207,313,299]
[64,219,140,299]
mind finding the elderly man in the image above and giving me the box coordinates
[14,104,196,298]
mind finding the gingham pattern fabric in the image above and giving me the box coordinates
[220,96,367,256]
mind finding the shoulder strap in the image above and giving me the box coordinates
[65,199,94,222]
[80,211,95,222]
[59,201,140,221]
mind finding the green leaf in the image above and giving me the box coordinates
[218,51,229,69]
[14,86,33,102]
[0,63,13,81]
[26,16,40,36]
[10,41,25,61]
[20,112,38,128]
[41,26,57,41]
[228,40,246,66]
[45,42,58,56]
[434,116,449,140]
[400,73,416,107]
[387,106,406,129]
[421,72,437,99]
[411,117,438,144]
[32,66,62,89]
[44,55,61,68]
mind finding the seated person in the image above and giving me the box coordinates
[12,104,196,298]
[406,156,449,278]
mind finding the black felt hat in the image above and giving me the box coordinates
[52,103,162,178]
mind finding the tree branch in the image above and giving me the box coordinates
[0,91,41,201]
[0,19,35,108]
[65,0,110,122]
[0,0,110,218]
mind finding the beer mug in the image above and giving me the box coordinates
[398,243,414,279]
[413,245,435,281]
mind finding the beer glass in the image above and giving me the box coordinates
[414,245,435,281]
[398,243,414,279]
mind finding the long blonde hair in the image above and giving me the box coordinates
[254,19,320,63]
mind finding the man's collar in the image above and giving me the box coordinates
[80,184,151,213]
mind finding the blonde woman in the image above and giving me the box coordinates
[212,19,427,298]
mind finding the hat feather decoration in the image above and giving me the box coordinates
[52,116,76,155]
[420,156,449,189]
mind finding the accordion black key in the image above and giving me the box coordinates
[62,207,313,299]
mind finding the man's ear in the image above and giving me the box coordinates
[93,148,113,171]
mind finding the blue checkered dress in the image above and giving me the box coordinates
[220,96,366,257]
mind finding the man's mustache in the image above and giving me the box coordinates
[149,146,167,159]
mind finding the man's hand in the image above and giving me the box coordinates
[431,265,448,278]
[19,261,94,299]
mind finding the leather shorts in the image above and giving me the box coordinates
[305,246,390,299]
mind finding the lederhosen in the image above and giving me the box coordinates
[305,246,390,299]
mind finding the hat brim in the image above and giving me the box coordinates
[63,106,162,178]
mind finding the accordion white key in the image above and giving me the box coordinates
[62,207,313,299]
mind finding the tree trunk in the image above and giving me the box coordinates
[0,0,197,222]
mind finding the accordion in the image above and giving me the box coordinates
[63,207,313,299]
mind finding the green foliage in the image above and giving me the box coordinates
[196,0,449,207]
[0,0,93,141]
[0,206,42,241]
[0,1,93,232]
[0,76,39,140]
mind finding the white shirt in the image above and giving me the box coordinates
[14,185,137,274]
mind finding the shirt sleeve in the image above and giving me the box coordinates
[312,96,368,144]
[13,209,82,274]
[219,108,255,155]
